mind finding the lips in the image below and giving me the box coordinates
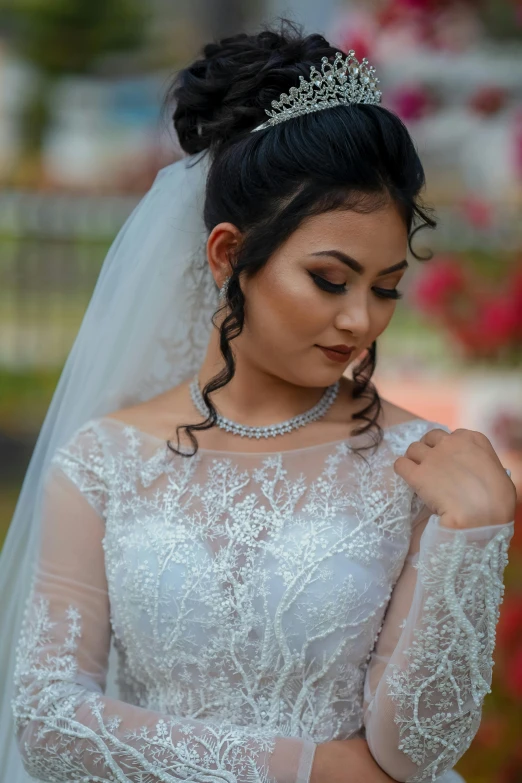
[321,344,354,355]
[316,345,355,363]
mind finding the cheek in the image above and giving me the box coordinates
[369,300,396,338]
[247,270,326,339]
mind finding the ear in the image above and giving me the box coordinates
[206,222,241,288]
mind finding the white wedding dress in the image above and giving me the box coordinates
[11,414,514,783]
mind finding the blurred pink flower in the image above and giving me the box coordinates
[377,0,483,51]
[513,111,522,179]
[330,8,377,62]
[338,32,373,62]
[387,84,435,121]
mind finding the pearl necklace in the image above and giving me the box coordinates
[189,374,340,439]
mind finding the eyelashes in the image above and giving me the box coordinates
[309,272,404,300]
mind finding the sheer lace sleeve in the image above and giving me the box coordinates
[11,426,317,783]
[362,495,515,783]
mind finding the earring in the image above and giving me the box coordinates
[218,276,230,301]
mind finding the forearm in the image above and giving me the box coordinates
[310,738,400,783]
[364,514,513,782]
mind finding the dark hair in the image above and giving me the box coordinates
[162,17,436,462]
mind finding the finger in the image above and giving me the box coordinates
[404,440,432,465]
[393,454,421,485]
[420,427,451,446]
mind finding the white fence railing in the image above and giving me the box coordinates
[1,190,520,370]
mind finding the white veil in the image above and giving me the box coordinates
[0,149,219,782]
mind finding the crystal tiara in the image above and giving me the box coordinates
[250,50,382,133]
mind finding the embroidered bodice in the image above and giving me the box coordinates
[11,415,514,783]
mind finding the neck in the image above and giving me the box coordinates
[196,327,343,426]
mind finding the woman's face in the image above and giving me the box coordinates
[210,200,409,387]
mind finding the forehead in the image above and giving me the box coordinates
[283,204,408,263]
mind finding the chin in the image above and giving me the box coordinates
[315,368,346,384]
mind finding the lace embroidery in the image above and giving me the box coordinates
[13,596,279,782]
[10,417,513,783]
[385,522,512,782]
[49,424,108,518]
[97,427,414,737]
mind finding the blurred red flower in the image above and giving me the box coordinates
[459,196,493,230]
[411,254,522,360]
[474,714,504,749]
[469,85,508,116]
[498,755,522,783]
[496,596,522,649]
[473,296,521,353]
[503,644,522,700]
[411,256,467,314]
[511,270,522,338]
[495,596,522,701]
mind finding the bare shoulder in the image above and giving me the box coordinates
[336,376,426,429]
[378,397,427,429]
[103,381,192,440]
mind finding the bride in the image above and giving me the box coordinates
[1,18,516,783]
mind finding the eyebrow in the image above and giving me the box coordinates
[310,250,409,277]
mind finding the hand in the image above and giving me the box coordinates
[310,738,399,783]
[394,427,517,530]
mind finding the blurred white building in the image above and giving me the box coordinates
[0,2,521,195]
[0,44,34,180]
[45,73,176,188]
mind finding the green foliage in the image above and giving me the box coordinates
[0,0,149,75]
[0,481,22,549]
[480,0,522,41]
[0,367,60,434]
[0,368,61,549]
[0,0,150,166]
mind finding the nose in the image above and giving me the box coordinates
[334,290,371,338]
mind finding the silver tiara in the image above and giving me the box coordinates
[250,50,382,133]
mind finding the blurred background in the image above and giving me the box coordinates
[0,1,521,780]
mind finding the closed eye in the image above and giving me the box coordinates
[309,273,403,300]
[373,286,403,300]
